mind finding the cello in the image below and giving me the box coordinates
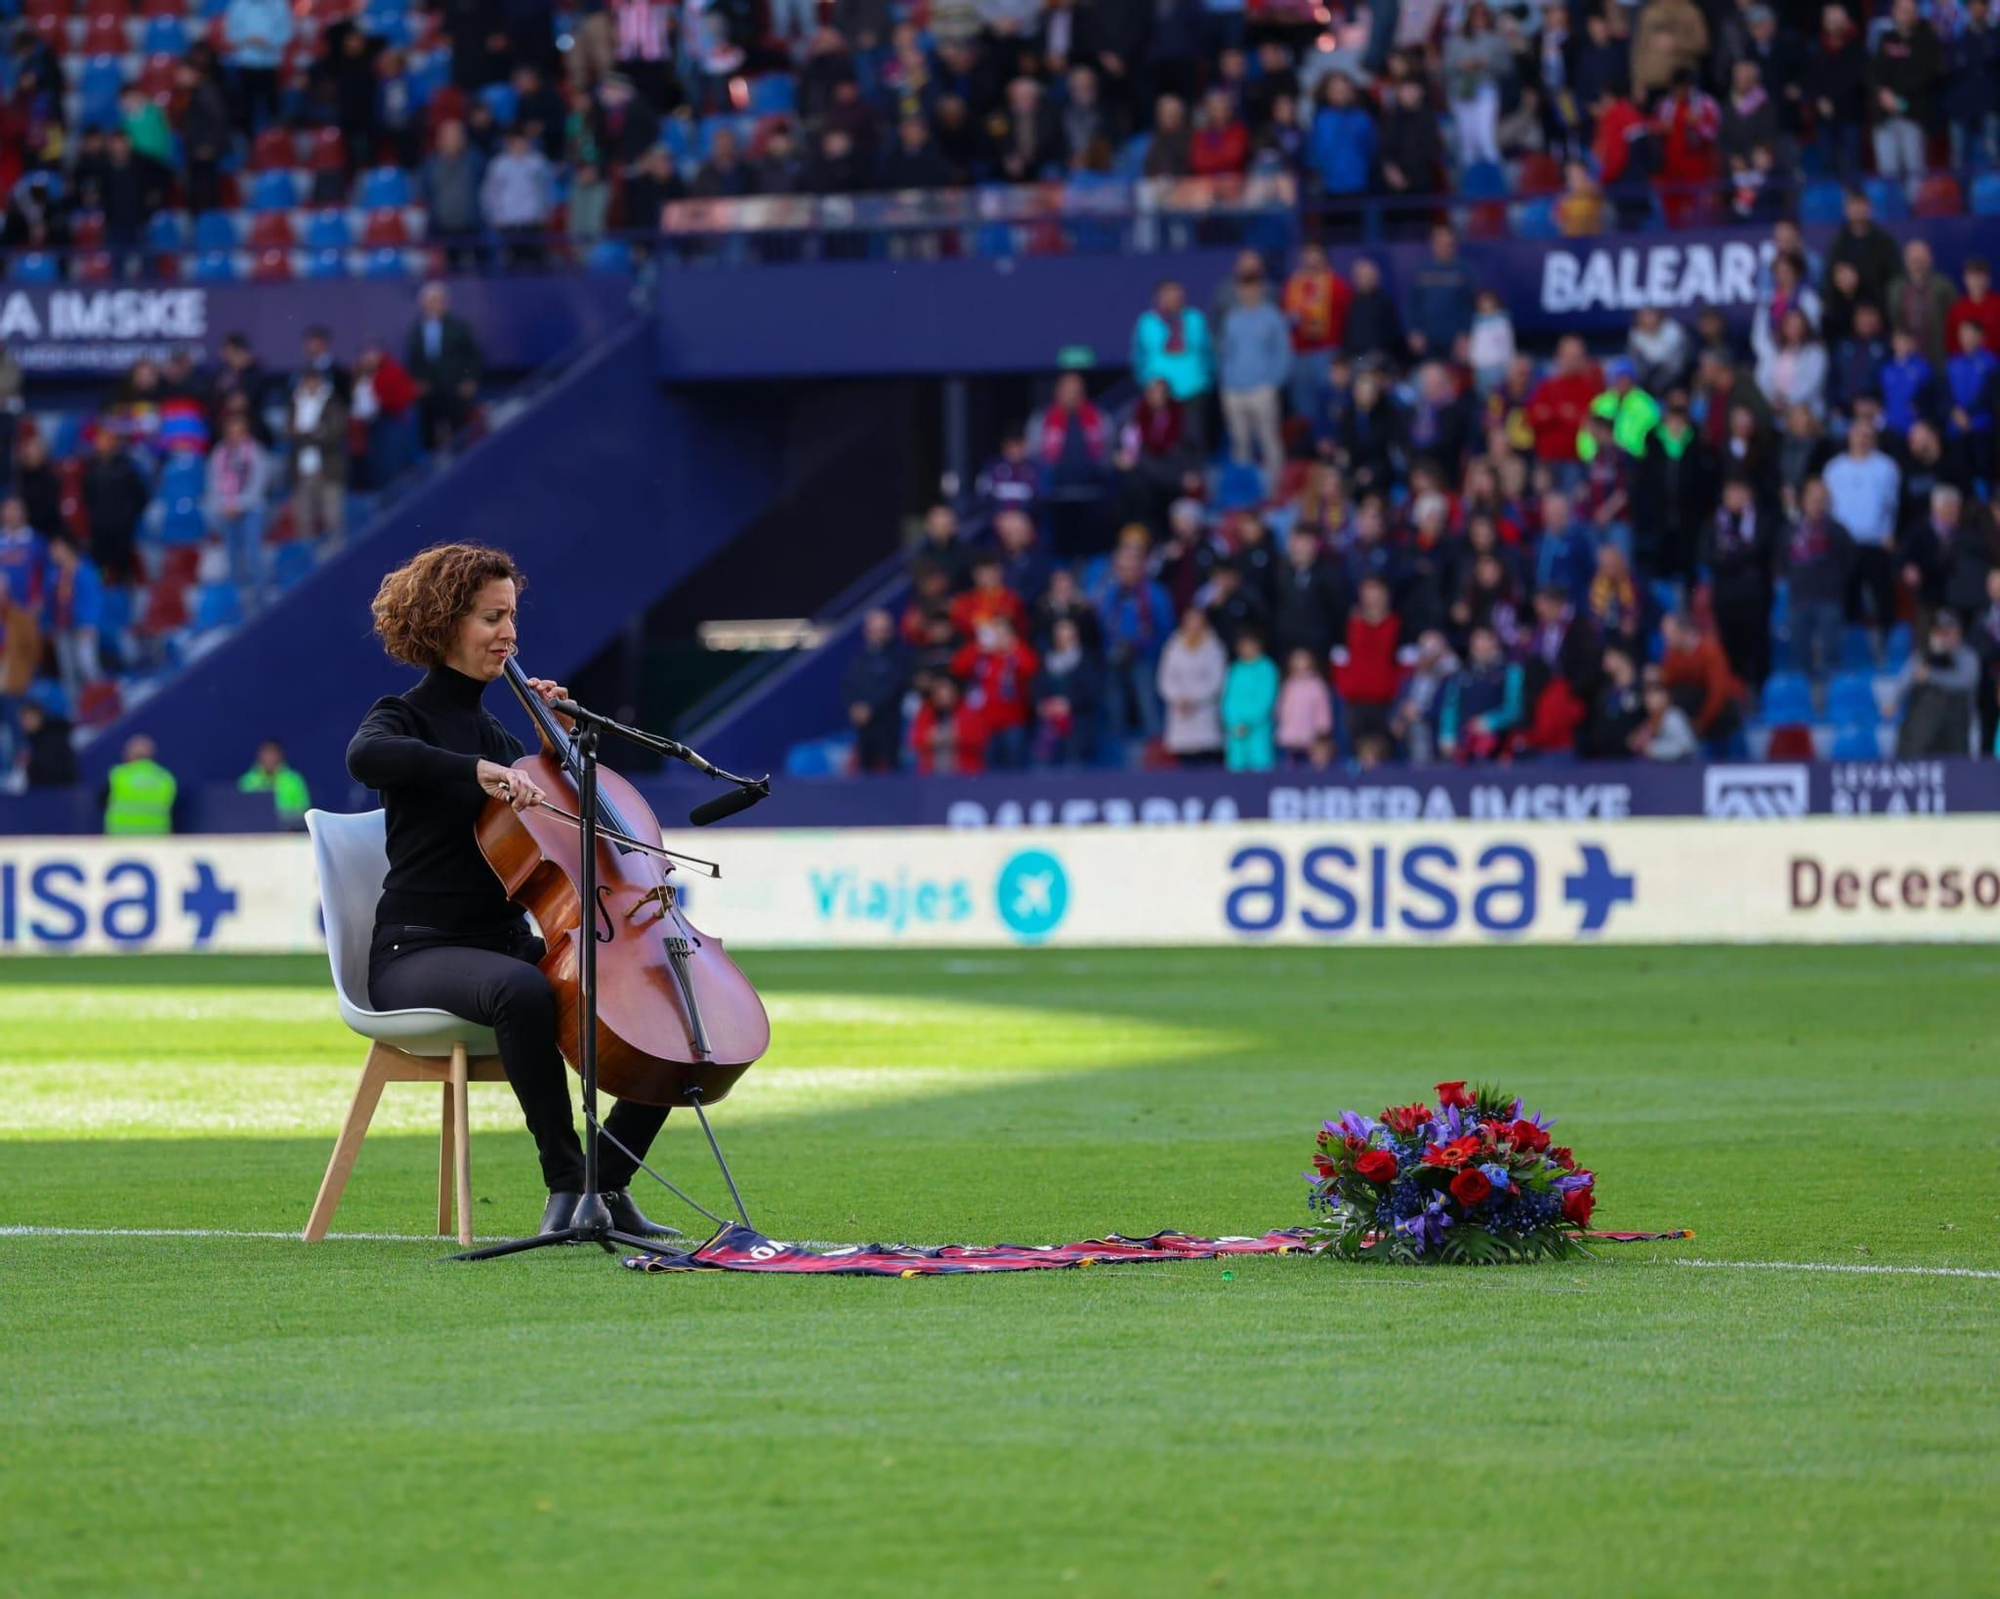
[473,657,770,1108]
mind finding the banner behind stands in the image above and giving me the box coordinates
[5,818,1995,954]
[655,217,1998,377]
[0,276,633,375]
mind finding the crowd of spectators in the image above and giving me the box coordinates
[845,206,2000,774]
[7,0,1998,281]
[0,285,486,789]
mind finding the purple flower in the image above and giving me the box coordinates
[1321,1119,1344,1139]
[1438,1104,1464,1137]
[1552,1172,1593,1192]
[1396,1200,1454,1254]
[1338,1110,1377,1142]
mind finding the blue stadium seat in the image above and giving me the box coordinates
[783,733,855,777]
[192,211,238,250]
[246,170,297,212]
[98,584,133,641]
[1863,176,1908,221]
[974,220,1015,258]
[188,249,239,281]
[141,15,187,53]
[302,209,351,250]
[1837,626,1877,672]
[1829,722,1881,760]
[1513,197,1560,239]
[660,117,696,166]
[357,167,408,209]
[303,248,346,279]
[1799,181,1846,225]
[159,456,205,500]
[406,51,449,106]
[1973,171,2000,217]
[271,542,317,590]
[158,495,205,544]
[1213,461,1265,510]
[1460,161,1507,200]
[1884,622,1914,669]
[586,240,633,274]
[78,57,125,130]
[145,211,188,252]
[10,252,59,282]
[362,6,412,45]
[1760,671,1814,724]
[191,581,242,633]
[479,82,518,127]
[1827,671,1881,725]
[362,246,412,278]
[747,74,795,115]
[1116,133,1151,179]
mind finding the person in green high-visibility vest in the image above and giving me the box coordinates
[1576,358,1661,463]
[238,738,311,830]
[103,734,176,835]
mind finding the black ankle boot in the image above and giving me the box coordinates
[602,1189,683,1238]
[538,1191,580,1236]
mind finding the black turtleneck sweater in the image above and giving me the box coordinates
[347,665,525,933]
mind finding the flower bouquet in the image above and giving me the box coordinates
[1304,1081,1596,1264]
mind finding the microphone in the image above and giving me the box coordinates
[689,780,771,827]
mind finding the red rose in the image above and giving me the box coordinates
[1508,1119,1550,1153]
[1354,1149,1400,1184]
[1561,1187,1596,1225]
[1381,1102,1431,1134]
[1449,1168,1493,1207]
[1342,1133,1365,1152]
[1436,1081,1474,1109]
[1550,1146,1575,1170]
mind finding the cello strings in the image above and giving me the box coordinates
[492,789,721,878]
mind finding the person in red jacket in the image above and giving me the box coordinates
[909,675,985,775]
[1190,87,1250,176]
[1526,337,1603,467]
[947,554,1028,640]
[1947,257,2000,356]
[950,613,1040,769]
[1654,69,1721,227]
[1333,576,1403,743]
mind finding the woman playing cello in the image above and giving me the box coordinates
[347,542,677,1237]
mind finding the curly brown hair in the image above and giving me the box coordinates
[370,543,527,668]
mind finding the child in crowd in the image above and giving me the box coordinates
[1221,625,1279,771]
[1468,289,1516,396]
[1275,647,1333,765]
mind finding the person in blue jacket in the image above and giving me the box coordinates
[1310,72,1377,198]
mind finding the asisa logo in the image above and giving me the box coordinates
[0,857,238,948]
[994,849,1069,942]
[808,867,973,935]
[1222,840,1632,938]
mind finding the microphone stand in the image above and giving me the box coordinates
[448,700,768,1265]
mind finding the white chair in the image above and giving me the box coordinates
[303,808,508,1247]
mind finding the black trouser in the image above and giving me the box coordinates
[369,921,667,1192]
[1847,545,1897,634]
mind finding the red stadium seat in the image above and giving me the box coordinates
[246,210,296,249]
[136,53,177,102]
[25,10,66,48]
[425,84,469,138]
[360,206,408,247]
[141,0,188,15]
[1913,173,1963,219]
[1764,725,1816,760]
[1517,152,1563,196]
[1463,200,1510,238]
[71,210,107,248]
[22,0,67,20]
[78,680,124,728]
[156,545,201,585]
[82,0,128,19]
[304,125,347,172]
[250,245,293,281]
[137,580,191,636]
[73,251,114,282]
[249,126,297,171]
[83,12,130,53]
[56,457,88,541]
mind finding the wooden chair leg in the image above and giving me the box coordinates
[437,1076,456,1238]
[450,1042,474,1248]
[305,1043,393,1242]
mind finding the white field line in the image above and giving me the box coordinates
[2,1226,1999,1279]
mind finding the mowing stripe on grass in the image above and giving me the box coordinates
[5,1226,2000,1279]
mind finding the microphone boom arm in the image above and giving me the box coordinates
[550,698,768,793]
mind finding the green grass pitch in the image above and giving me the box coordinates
[2,945,1997,1598]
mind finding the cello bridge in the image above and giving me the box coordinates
[624,884,676,926]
